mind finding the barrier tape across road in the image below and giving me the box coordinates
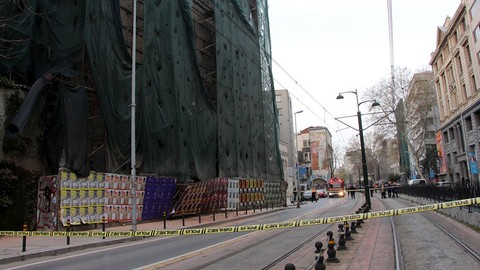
[2,197,479,237]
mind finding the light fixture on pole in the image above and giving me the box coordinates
[294,110,303,202]
[336,89,379,208]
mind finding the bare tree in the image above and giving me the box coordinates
[363,67,437,180]
[328,142,343,178]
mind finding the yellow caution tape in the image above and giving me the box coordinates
[2,197,478,237]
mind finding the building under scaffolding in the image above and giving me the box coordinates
[0,0,282,183]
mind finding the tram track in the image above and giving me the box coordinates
[422,213,480,263]
[154,197,362,270]
[379,196,480,269]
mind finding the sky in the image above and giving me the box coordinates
[268,0,461,148]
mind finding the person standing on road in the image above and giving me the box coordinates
[350,186,356,199]
[393,182,399,198]
[381,184,386,199]
[387,181,392,198]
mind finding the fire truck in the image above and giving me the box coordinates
[327,178,345,198]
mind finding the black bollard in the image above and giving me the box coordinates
[356,218,363,227]
[314,241,324,260]
[236,203,239,216]
[253,203,256,213]
[225,208,228,219]
[198,210,202,224]
[314,241,326,270]
[66,219,71,245]
[356,210,364,225]
[327,231,333,242]
[326,234,339,263]
[213,207,216,221]
[350,221,358,234]
[245,205,248,215]
[284,263,296,270]
[182,211,185,226]
[315,254,326,270]
[22,223,27,252]
[102,216,106,239]
[163,212,167,229]
[345,222,354,241]
[337,233,347,250]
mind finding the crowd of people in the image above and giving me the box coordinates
[377,181,399,199]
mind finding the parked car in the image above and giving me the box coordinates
[436,181,453,187]
[407,179,427,186]
[316,189,327,198]
[302,190,313,201]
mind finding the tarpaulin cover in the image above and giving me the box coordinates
[1,0,283,182]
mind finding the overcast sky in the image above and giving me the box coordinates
[268,0,461,148]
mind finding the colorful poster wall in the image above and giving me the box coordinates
[173,178,228,215]
[238,179,264,207]
[227,178,239,210]
[103,173,146,222]
[142,177,176,220]
[59,171,105,226]
[37,175,60,231]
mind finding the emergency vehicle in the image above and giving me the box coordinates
[327,178,345,197]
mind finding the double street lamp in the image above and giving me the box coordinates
[294,110,303,202]
[336,89,379,208]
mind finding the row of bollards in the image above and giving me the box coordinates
[285,203,372,269]
[21,203,278,252]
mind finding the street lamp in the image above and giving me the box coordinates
[336,89,379,208]
[294,110,303,202]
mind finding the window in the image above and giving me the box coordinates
[465,116,473,131]
[470,74,477,92]
[462,84,468,101]
[447,66,455,87]
[456,53,463,75]
[474,24,480,42]
[464,43,472,66]
[471,0,480,21]
[474,110,480,127]
[275,95,281,102]
[426,131,435,139]
[443,131,449,143]
[303,140,309,147]
[303,152,310,161]
[449,127,455,141]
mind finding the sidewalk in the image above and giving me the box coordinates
[0,204,290,265]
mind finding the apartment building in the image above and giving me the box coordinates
[296,126,332,189]
[275,90,296,201]
[430,0,480,185]
[405,72,440,181]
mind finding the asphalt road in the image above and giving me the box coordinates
[3,197,357,270]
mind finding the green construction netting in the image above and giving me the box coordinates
[1,0,283,182]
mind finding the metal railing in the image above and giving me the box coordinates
[398,184,480,213]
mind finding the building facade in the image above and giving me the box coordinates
[275,90,296,201]
[405,72,440,182]
[430,0,480,185]
[296,126,332,190]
